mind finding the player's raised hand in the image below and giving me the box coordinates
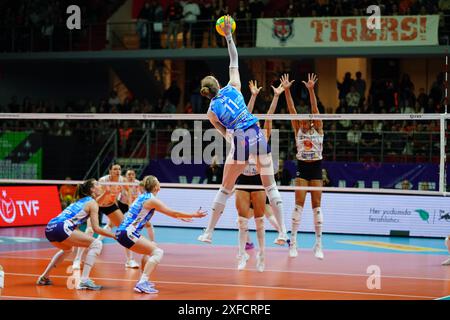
[271,83,285,96]
[249,80,263,96]
[280,73,295,90]
[220,14,233,37]
[302,73,318,90]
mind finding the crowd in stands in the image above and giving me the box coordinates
[0,69,444,162]
[1,0,450,52]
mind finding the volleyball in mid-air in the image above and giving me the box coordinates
[216,15,236,37]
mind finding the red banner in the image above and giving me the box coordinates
[0,186,62,227]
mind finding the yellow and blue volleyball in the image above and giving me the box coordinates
[215,15,236,37]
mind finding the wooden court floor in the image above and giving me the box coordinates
[1,242,449,300]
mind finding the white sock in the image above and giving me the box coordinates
[126,249,134,262]
[238,216,249,257]
[81,240,102,282]
[291,205,303,245]
[139,271,149,283]
[42,249,72,278]
[313,207,323,245]
[206,187,232,234]
[255,217,265,255]
[265,183,287,235]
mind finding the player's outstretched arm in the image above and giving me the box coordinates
[87,201,116,239]
[263,83,284,139]
[280,73,300,135]
[247,80,262,113]
[302,73,323,131]
[220,15,241,91]
[146,198,207,220]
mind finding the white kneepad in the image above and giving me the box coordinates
[151,248,164,264]
[238,216,249,230]
[213,187,232,206]
[88,239,103,256]
[255,217,264,230]
[265,184,282,206]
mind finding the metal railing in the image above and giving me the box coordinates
[2,16,449,53]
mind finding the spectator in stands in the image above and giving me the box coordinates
[60,177,77,209]
[205,155,223,184]
[182,0,201,48]
[164,80,181,109]
[199,0,214,47]
[296,99,309,114]
[235,0,251,47]
[354,71,366,103]
[346,122,362,154]
[137,1,152,49]
[162,98,177,113]
[275,159,292,186]
[346,85,361,113]
[212,0,226,47]
[360,122,380,157]
[396,179,413,190]
[337,72,353,100]
[151,0,163,49]
[119,121,133,156]
[108,90,121,109]
[249,0,264,45]
[322,168,332,187]
[400,98,415,113]
[165,0,183,49]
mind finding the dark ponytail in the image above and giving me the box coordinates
[76,179,96,200]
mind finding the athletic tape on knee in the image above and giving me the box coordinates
[265,183,282,205]
[213,187,232,206]
[238,216,249,231]
[292,205,303,224]
[313,207,323,225]
[149,248,164,265]
[255,217,264,230]
[88,239,103,256]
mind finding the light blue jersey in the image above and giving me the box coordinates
[117,192,155,236]
[210,85,258,130]
[49,197,93,231]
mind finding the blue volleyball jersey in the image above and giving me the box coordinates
[49,197,93,230]
[117,192,155,235]
[210,85,258,130]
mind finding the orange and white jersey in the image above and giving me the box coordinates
[118,179,141,205]
[98,175,126,207]
[296,128,324,161]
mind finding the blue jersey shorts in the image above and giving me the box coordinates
[116,229,141,249]
[45,220,73,243]
[231,123,271,161]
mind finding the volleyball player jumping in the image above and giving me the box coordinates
[281,73,325,259]
[197,15,288,245]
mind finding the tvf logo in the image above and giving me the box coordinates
[0,190,40,224]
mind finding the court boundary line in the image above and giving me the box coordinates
[4,272,440,300]
[435,295,450,300]
[1,255,449,282]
